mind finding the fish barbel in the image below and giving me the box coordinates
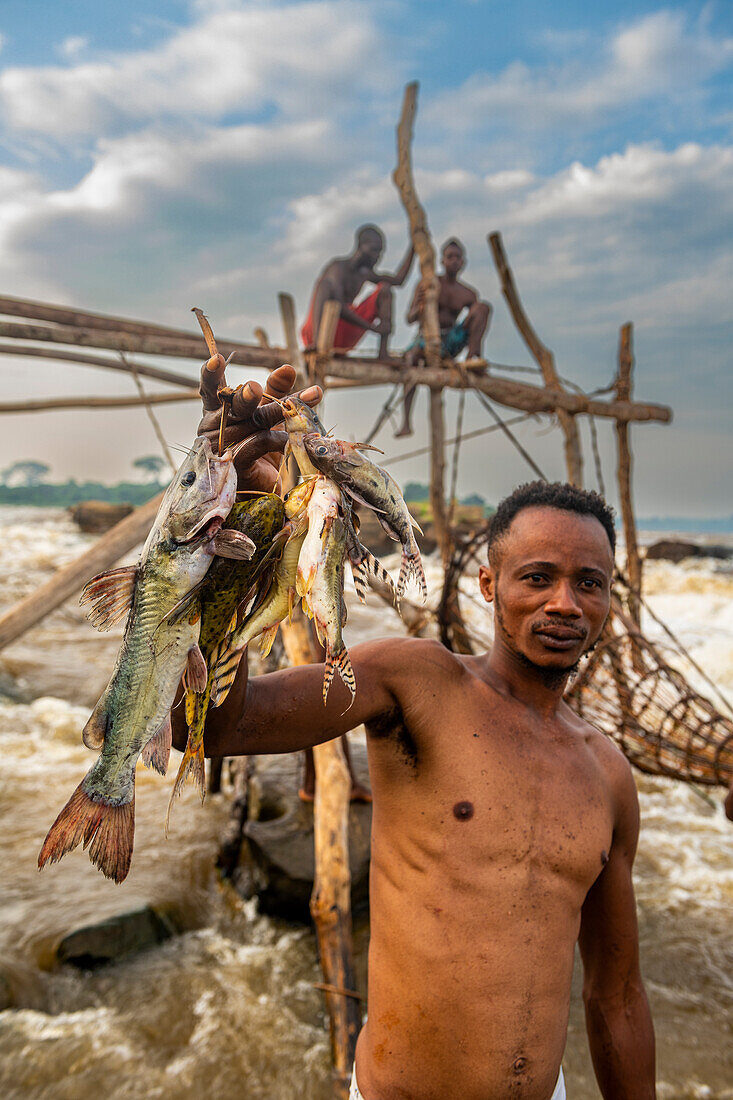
[208,479,315,709]
[38,437,239,883]
[166,493,286,827]
[296,476,355,706]
[303,434,427,601]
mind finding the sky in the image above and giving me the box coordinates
[0,0,730,517]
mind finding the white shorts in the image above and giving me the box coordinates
[349,1064,566,1099]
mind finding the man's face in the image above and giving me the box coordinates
[478,506,613,674]
[442,245,465,277]
[359,232,383,267]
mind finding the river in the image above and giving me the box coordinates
[0,507,730,1098]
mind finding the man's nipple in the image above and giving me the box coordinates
[453,801,474,821]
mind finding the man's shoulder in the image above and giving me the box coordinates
[572,711,639,825]
[358,635,464,671]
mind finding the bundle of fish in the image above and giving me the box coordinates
[39,396,425,883]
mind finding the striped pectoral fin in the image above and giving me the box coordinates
[141,713,172,776]
[79,565,137,632]
[209,636,246,709]
[323,641,357,709]
[397,545,428,603]
[351,560,368,603]
[38,776,135,884]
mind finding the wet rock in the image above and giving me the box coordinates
[56,905,176,968]
[240,744,372,922]
[645,539,732,563]
[68,501,134,534]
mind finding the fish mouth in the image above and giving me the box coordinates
[179,507,227,546]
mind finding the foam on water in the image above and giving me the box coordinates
[0,508,731,1097]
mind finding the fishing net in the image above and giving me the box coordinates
[438,524,733,790]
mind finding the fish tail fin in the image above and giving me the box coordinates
[323,642,356,710]
[398,538,427,603]
[38,779,135,884]
[259,623,279,658]
[165,696,207,835]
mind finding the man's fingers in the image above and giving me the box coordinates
[199,354,227,412]
[229,380,263,421]
[264,364,297,398]
[299,385,322,406]
[231,429,288,465]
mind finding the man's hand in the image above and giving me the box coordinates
[197,357,322,493]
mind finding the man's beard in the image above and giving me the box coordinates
[494,594,594,690]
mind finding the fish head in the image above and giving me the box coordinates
[281,395,328,437]
[283,476,317,519]
[158,437,237,548]
[303,434,360,473]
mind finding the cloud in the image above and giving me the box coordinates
[0,2,384,138]
[425,10,733,133]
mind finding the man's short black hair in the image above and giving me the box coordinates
[486,480,616,565]
[441,237,465,256]
[356,224,385,247]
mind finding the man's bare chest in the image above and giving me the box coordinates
[370,692,614,898]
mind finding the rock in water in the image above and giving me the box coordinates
[56,906,176,968]
[645,539,733,563]
[240,745,372,921]
[68,502,135,534]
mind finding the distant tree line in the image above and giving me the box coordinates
[0,455,167,507]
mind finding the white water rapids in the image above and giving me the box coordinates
[0,508,730,1098]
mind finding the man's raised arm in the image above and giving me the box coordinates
[171,637,405,758]
[578,749,656,1099]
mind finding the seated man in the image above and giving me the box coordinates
[301,224,414,360]
[396,237,492,437]
[182,359,657,1100]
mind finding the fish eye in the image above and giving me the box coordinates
[315,445,328,456]
[182,471,196,487]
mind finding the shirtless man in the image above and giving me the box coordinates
[396,238,492,437]
[181,361,656,1100]
[301,225,414,360]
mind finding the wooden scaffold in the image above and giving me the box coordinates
[1,81,729,1099]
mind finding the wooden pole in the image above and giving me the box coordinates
[0,391,199,413]
[280,616,359,1100]
[393,81,449,557]
[616,323,642,628]
[0,319,279,368]
[488,232,584,485]
[314,300,341,389]
[324,355,672,424]
[0,343,198,388]
[0,492,163,652]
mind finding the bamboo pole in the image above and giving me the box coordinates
[0,492,163,652]
[0,343,198,388]
[0,391,199,413]
[488,232,584,484]
[314,300,341,389]
[392,81,449,557]
[616,323,642,628]
[280,615,360,1100]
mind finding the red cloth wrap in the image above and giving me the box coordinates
[300,284,385,350]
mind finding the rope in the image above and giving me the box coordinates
[447,390,466,529]
[588,415,606,496]
[385,412,534,465]
[364,384,403,444]
[471,387,549,482]
[121,352,176,474]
